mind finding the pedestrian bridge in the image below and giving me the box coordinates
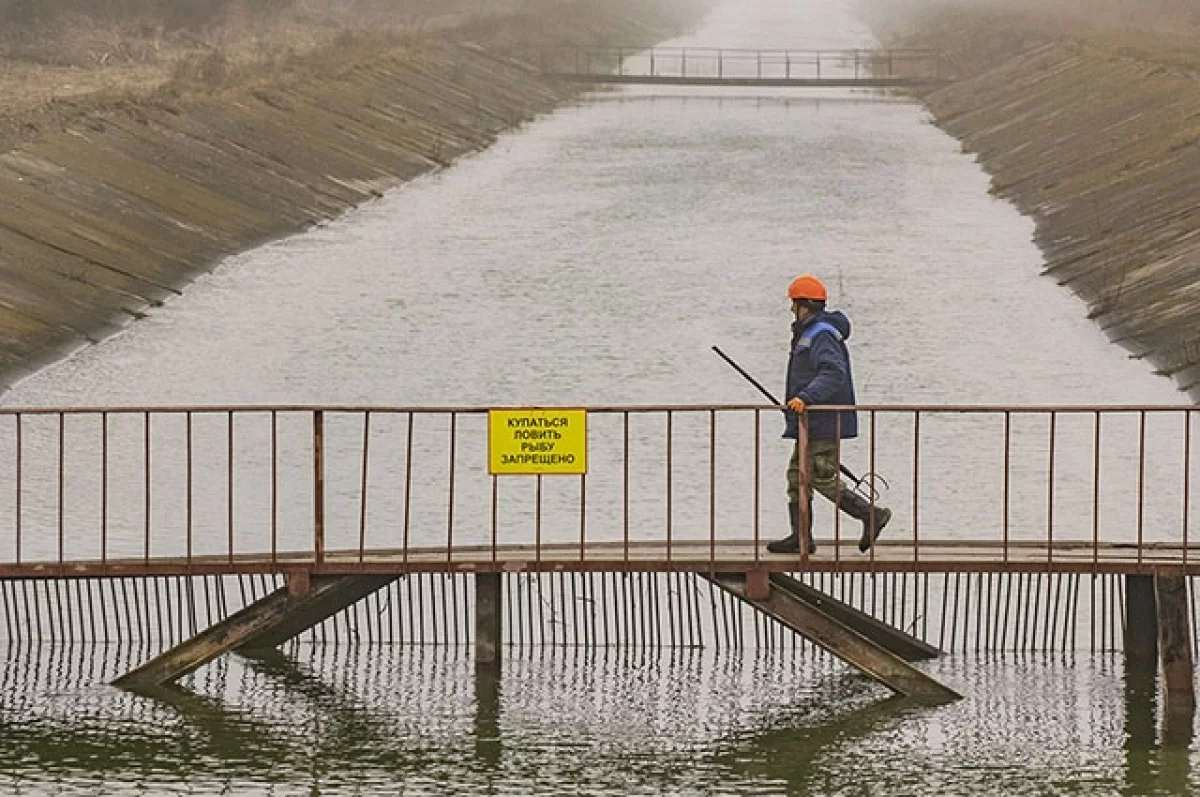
[1,403,1195,703]
[540,47,950,88]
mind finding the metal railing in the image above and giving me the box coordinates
[540,47,946,84]
[0,404,1194,576]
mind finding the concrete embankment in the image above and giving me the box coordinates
[0,1,708,389]
[867,5,1200,399]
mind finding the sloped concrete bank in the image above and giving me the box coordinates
[0,1,708,390]
[870,8,1200,399]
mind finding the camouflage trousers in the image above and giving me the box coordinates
[786,438,848,505]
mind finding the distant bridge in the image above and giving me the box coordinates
[540,47,950,88]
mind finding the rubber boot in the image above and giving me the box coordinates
[767,501,816,555]
[839,490,892,552]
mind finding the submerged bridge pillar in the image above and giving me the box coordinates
[1124,574,1195,718]
[475,573,503,668]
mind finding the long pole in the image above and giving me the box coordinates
[711,345,864,484]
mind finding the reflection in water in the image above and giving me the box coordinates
[1123,662,1193,795]
[0,645,1197,795]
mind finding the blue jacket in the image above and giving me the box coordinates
[783,310,858,440]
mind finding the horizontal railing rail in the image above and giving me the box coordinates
[0,404,1194,577]
[539,47,947,83]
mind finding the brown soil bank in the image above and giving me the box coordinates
[863,0,1200,400]
[0,0,710,390]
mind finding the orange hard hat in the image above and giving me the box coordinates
[787,275,827,301]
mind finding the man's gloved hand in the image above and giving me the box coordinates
[787,397,806,413]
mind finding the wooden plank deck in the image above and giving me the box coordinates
[4,539,1198,578]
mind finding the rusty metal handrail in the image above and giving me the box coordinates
[0,404,1194,578]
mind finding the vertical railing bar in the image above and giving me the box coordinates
[1184,409,1192,569]
[753,410,760,565]
[144,411,151,564]
[579,473,587,563]
[667,411,674,565]
[270,411,278,566]
[1047,411,1056,569]
[100,413,109,569]
[491,475,499,568]
[1092,411,1101,570]
[403,412,414,570]
[834,412,842,566]
[1137,409,1146,563]
[186,411,193,568]
[535,473,543,566]
[447,412,457,567]
[623,411,630,570]
[58,413,65,567]
[913,410,920,564]
[868,411,877,569]
[14,414,21,566]
[709,410,717,572]
[228,410,235,564]
[358,411,372,564]
[1003,411,1011,563]
[314,410,326,565]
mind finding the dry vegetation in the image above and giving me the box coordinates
[860,0,1200,75]
[0,0,600,137]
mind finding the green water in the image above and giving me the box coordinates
[0,646,1194,796]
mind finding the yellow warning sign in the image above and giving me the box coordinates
[488,408,587,475]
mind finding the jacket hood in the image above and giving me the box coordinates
[822,310,851,340]
[793,310,852,341]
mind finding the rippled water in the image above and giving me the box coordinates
[0,645,1190,796]
[0,0,1195,793]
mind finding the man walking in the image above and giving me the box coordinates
[767,274,891,555]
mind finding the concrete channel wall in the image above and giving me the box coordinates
[0,1,709,390]
[871,5,1200,400]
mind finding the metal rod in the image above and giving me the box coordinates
[1137,410,1146,563]
[403,412,414,570]
[227,411,234,563]
[709,410,716,571]
[13,414,21,567]
[57,414,64,566]
[314,411,325,564]
[913,410,920,564]
[753,410,760,564]
[359,411,372,562]
[1185,410,1192,568]
[1047,411,1056,568]
[270,411,277,566]
[1003,411,1011,563]
[144,411,151,563]
[186,412,192,568]
[447,412,457,566]
[623,412,630,570]
[1092,411,1101,569]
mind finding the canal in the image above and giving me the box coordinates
[0,0,1192,793]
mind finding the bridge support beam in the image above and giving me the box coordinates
[704,573,959,703]
[1125,574,1159,669]
[770,574,941,661]
[113,574,396,690]
[475,573,502,668]
[1155,575,1196,715]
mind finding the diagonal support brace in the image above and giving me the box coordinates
[113,574,396,690]
[705,573,960,703]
